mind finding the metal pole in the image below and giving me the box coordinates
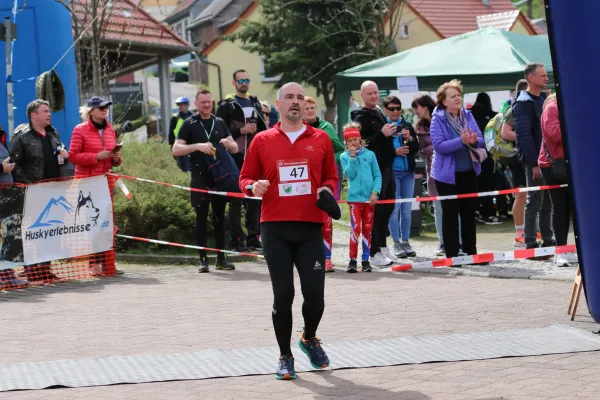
[141,68,149,116]
[157,56,172,141]
[4,17,14,140]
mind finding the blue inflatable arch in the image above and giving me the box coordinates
[546,0,600,321]
[0,0,80,147]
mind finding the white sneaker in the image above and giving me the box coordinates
[393,242,407,258]
[554,253,570,267]
[370,252,393,266]
[380,246,396,262]
[564,252,579,264]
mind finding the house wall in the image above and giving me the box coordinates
[191,22,218,48]
[205,6,327,116]
[511,19,533,35]
[389,6,443,52]
[139,0,178,22]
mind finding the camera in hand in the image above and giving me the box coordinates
[246,110,257,125]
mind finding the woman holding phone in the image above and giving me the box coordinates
[70,96,122,176]
[69,96,123,276]
[382,95,419,259]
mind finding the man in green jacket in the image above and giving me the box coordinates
[168,97,193,172]
[304,96,344,272]
[304,96,344,193]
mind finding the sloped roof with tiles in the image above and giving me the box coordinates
[476,10,521,30]
[409,0,529,38]
[476,9,543,34]
[72,0,194,49]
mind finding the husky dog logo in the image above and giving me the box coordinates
[28,196,74,229]
[75,191,100,227]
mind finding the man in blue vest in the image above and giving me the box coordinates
[169,96,193,172]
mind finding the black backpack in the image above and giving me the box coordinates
[203,143,240,193]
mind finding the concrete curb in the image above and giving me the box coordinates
[118,253,572,283]
[394,267,573,282]
[116,253,260,265]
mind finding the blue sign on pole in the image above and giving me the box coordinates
[546,0,600,321]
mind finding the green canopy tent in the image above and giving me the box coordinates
[335,27,553,132]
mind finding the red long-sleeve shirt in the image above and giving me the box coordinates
[239,122,338,223]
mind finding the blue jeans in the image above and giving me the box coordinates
[389,170,415,242]
[434,200,462,247]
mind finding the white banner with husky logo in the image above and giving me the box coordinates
[21,176,114,264]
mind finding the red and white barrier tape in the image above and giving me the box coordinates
[116,234,265,259]
[115,178,132,200]
[367,184,568,205]
[109,173,568,205]
[384,244,577,271]
[109,173,260,200]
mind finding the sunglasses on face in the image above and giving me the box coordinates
[387,106,402,112]
[263,112,271,117]
[97,106,109,111]
[236,79,251,85]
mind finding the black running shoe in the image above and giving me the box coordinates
[216,259,235,271]
[198,260,209,273]
[361,260,372,272]
[298,333,330,369]
[231,237,249,253]
[275,355,296,380]
[347,259,357,273]
[247,235,263,251]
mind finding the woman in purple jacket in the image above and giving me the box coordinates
[430,80,485,258]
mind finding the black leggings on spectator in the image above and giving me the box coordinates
[541,167,571,246]
[371,167,396,255]
[261,222,325,356]
[436,169,478,258]
[195,195,227,261]
[477,156,496,218]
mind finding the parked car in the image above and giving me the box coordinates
[170,54,194,82]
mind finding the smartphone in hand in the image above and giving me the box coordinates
[111,141,123,154]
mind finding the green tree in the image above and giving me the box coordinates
[514,0,545,20]
[231,0,406,122]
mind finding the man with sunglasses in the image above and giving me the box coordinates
[216,69,268,253]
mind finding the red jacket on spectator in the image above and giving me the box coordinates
[69,119,121,177]
[538,100,564,169]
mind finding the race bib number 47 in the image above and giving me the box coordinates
[278,159,312,197]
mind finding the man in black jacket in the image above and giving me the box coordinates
[351,81,398,267]
[10,99,69,281]
[513,63,554,252]
[216,69,267,252]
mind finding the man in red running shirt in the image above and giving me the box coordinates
[239,82,338,380]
